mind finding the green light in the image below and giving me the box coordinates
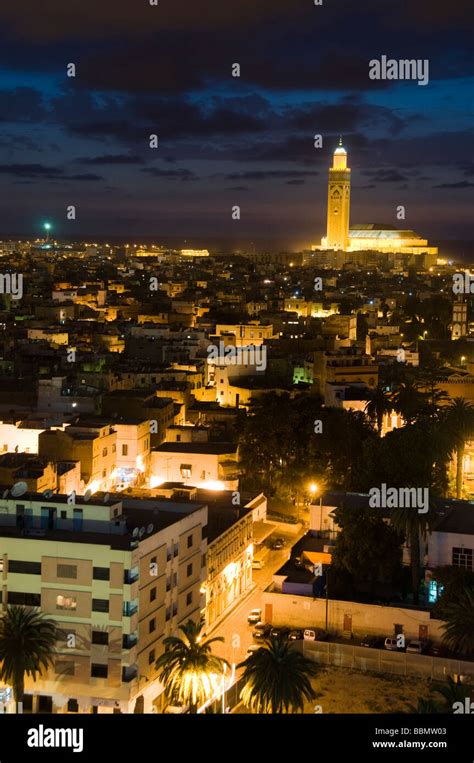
[44,223,51,230]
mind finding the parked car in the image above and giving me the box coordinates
[406,639,429,654]
[253,623,272,640]
[252,558,264,570]
[271,537,284,550]
[360,635,383,649]
[247,608,262,625]
[288,629,304,641]
[303,629,316,641]
[384,636,406,652]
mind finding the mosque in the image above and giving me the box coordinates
[316,139,438,256]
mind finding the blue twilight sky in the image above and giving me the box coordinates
[0,0,472,248]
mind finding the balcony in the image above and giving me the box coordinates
[121,665,138,683]
[122,633,138,649]
[122,601,138,617]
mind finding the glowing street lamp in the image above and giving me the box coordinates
[43,222,51,242]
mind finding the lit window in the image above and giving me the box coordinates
[56,595,77,611]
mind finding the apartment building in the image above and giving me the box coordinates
[0,491,207,713]
[39,422,117,493]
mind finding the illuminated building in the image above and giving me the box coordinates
[0,491,207,713]
[317,140,438,256]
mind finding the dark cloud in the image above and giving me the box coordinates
[433,181,474,189]
[222,170,318,181]
[80,154,145,165]
[141,167,197,181]
[362,169,410,183]
[0,163,102,181]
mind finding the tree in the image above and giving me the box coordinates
[331,501,403,599]
[390,377,429,424]
[364,385,393,436]
[237,636,318,713]
[155,619,228,713]
[0,606,58,713]
[440,398,474,499]
[439,585,474,656]
[434,676,470,710]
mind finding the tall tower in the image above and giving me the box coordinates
[324,137,351,251]
[451,294,467,340]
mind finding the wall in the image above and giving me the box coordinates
[262,589,446,642]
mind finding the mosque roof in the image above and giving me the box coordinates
[349,224,421,239]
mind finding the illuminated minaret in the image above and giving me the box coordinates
[324,137,351,251]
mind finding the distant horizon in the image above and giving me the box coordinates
[1,233,473,260]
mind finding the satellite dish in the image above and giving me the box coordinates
[11,481,28,498]
[42,489,54,499]
[132,527,139,538]
[146,523,154,534]
[2,489,9,499]
[138,527,145,538]
[83,489,92,502]
[104,493,110,502]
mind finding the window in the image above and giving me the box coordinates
[60,510,67,519]
[165,607,171,621]
[56,595,77,611]
[92,599,109,613]
[148,649,155,665]
[187,534,193,549]
[93,567,110,581]
[92,631,109,645]
[91,664,108,679]
[57,564,77,579]
[122,444,128,456]
[102,469,106,479]
[187,563,193,577]
[8,592,40,606]
[150,587,156,602]
[8,560,41,575]
[176,434,181,442]
[67,698,79,712]
[55,661,75,676]
[452,547,473,570]
[149,618,156,633]
[186,592,193,606]
[180,464,192,479]
[102,448,108,457]
[112,444,116,453]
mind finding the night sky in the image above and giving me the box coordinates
[0,0,472,248]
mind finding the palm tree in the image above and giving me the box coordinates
[390,378,428,424]
[434,676,470,711]
[440,585,474,656]
[0,605,58,713]
[364,385,393,436]
[440,398,474,498]
[406,697,442,714]
[155,619,228,713]
[237,635,318,713]
[391,503,435,605]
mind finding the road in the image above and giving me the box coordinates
[210,529,305,667]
